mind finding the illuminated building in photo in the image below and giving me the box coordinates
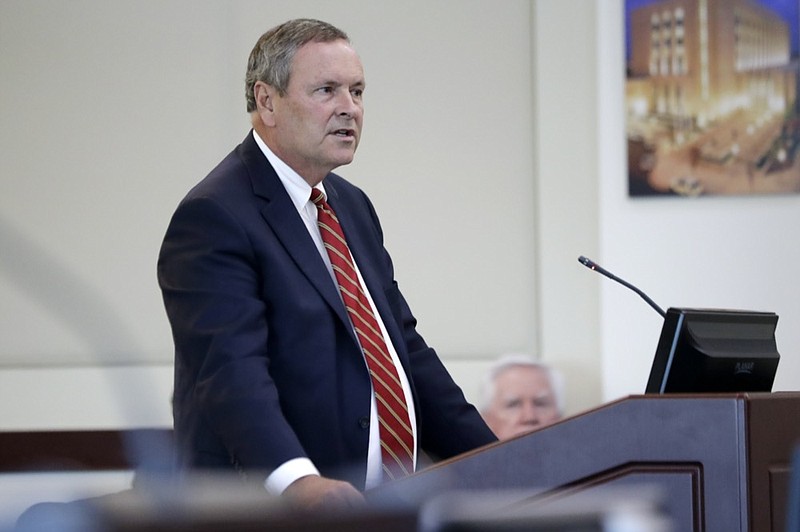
[627,0,800,195]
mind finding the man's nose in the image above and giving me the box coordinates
[520,402,540,423]
[337,91,361,118]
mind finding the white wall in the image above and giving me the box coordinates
[0,0,539,429]
[536,0,799,406]
[1,0,797,432]
[533,0,602,413]
[596,2,800,401]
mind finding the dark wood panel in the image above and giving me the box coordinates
[0,428,172,471]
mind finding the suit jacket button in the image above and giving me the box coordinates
[358,416,370,429]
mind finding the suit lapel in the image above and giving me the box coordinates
[238,132,406,363]
[237,133,353,334]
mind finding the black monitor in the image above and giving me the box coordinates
[645,307,780,394]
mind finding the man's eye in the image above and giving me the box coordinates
[535,398,553,408]
[351,88,364,98]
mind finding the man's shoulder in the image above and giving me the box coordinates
[190,150,248,196]
[324,172,369,205]
[184,134,273,202]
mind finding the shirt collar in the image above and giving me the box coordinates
[251,130,327,211]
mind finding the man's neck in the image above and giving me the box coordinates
[252,127,326,186]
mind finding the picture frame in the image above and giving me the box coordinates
[625,0,800,197]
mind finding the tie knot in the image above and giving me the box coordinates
[310,188,325,207]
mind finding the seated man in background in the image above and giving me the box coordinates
[480,354,564,440]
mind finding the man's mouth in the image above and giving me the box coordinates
[331,128,356,138]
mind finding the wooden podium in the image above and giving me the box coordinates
[3,394,799,531]
[369,392,800,532]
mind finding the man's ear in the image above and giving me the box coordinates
[254,81,277,126]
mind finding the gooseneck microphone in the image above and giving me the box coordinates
[578,256,666,318]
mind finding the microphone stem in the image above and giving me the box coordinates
[604,269,667,318]
[578,256,667,318]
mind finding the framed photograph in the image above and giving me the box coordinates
[625,0,800,197]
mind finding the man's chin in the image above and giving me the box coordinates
[511,426,539,438]
[330,153,356,168]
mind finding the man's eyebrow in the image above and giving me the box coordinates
[315,79,365,88]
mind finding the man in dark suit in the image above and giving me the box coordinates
[158,18,496,510]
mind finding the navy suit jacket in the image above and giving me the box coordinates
[158,132,496,489]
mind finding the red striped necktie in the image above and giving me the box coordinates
[310,188,415,481]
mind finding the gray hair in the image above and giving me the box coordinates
[245,18,350,112]
[479,353,565,415]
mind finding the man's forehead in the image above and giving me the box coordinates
[292,40,364,76]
